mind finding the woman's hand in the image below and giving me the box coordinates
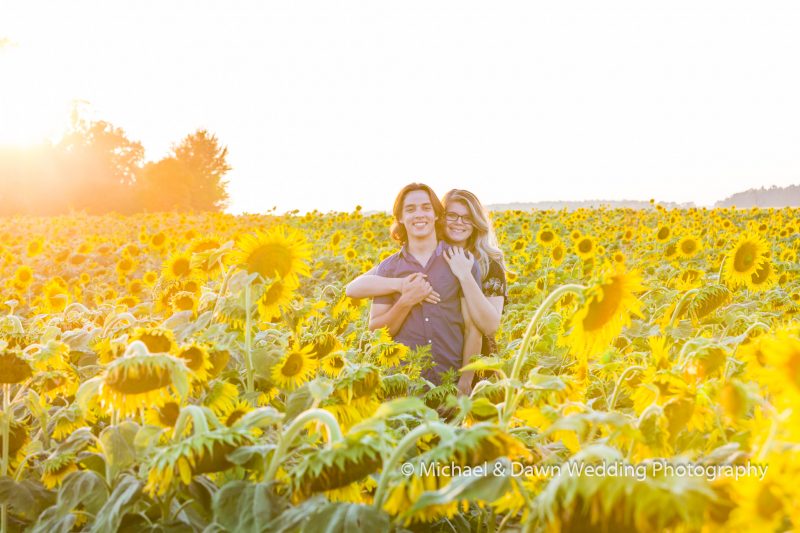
[444,247,475,281]
[401,273,440,304]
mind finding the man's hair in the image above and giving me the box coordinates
[390,183,445,244]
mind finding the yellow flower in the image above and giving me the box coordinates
[230,225,311,284]
[722,232,769,288]
[566,268,645,358]
[271,343,318,390]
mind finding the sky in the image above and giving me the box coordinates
[2,1,800,213]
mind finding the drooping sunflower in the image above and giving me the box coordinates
[271,343,318,390]
[41,453,78,489]
[722,232,770,288]
[320,352,346,377]
[230,225,311,284]
[0,349,33,384]
[145,427,252,497]
[257,277,298,322]
[566,268,645,358]
[99,353,189,417]
[131,326,178,354]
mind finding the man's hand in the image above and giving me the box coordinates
[457,371,475,396]
[398,274,435,307]
[400,273,440,304]
[444,247,475,281]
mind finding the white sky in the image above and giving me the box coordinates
[2,1,800,213]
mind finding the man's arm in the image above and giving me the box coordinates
[457,297,482,396]
[369,300,415,336]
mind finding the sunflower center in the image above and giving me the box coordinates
[178,346,205,371]
[262,281,286,306]
[657,227,670,240]
[578,239,593,254]
[0,353,33,384]
[171,258,191,277]
[281,352,304,377]
[137,333,173,353]
[541,230,554,242]
[582,276,624,332]
[733,242,758,272]
[681,240,697,254]
[247,243,293,279]
[159,402,181,426]
[106,364,172,394]
[553,247,564,261]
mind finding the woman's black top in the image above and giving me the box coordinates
[480,258,507,356]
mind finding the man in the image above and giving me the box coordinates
[364,183,483,395]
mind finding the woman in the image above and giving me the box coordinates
[345,189,508,356]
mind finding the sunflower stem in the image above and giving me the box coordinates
[502,284,586,426]
[608,366,645,411]
[244,282,254,394]
[265,408,342,482]
[667,289,699,329]
[373,421,457,511]
[2,384,10,533]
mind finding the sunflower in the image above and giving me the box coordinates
[145,401,182,428]
[162,250,196,281]
[143,270,159,285]
[271,343,318,390]
[131,326,178,354]
[41,453,78,489]
[722,232,770,288]
[145,427,252,497]
[566,268,645,357]
[574,235,596,260]
[320,352,346,377]
[230,225,311,284]
[116,255,137,276]
[42,279,70,313]
[13,265,33,288]
[655,225,671,242]
[175,342,213,383]
[536,227,558,247]
[99,353,189,417]
[550,243,566,265]
[0,349,33,384]
[290,433,383,501]
[746,258,776,292]
[257,277,297,322]
[677,236,701,259]
[204,380,240,416]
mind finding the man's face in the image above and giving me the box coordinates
[399,189,437,240]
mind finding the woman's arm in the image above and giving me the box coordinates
[368,275,432,334]
[444,248,503,336]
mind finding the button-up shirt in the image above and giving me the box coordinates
[374,240,481,384]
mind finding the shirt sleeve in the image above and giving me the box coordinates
[482,260,508,306]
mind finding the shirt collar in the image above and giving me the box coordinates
[400,240,445,261]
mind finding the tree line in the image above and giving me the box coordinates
[0,117,231,216]
[715,184,800,208]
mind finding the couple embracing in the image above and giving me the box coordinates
[346,183,508,396]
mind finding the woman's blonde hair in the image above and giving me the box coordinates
[441,189,507,280]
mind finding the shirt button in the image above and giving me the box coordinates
[428,339,432,343]
[425,317,429,322]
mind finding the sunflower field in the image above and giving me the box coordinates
[0,205,799,532]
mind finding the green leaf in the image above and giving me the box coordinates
[30,507,76,533]
[211,481,281,533]
[308,377,334,403]
[99,421,139,480]
[461,357,506,373]
[284,385,313,422]
[300,502,390,533]
[57,470,108,515]
[0,477,56,520]
[89,475,142,533]
[402,459,513,521]
[524,372,566,391]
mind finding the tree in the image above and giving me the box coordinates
[172,129,231,211]
[57,119,145,213]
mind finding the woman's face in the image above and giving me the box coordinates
[444,200,474,246]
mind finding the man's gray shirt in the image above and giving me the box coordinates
[374,240,480,384]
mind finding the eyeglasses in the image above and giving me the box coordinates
[444,212,473,226]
